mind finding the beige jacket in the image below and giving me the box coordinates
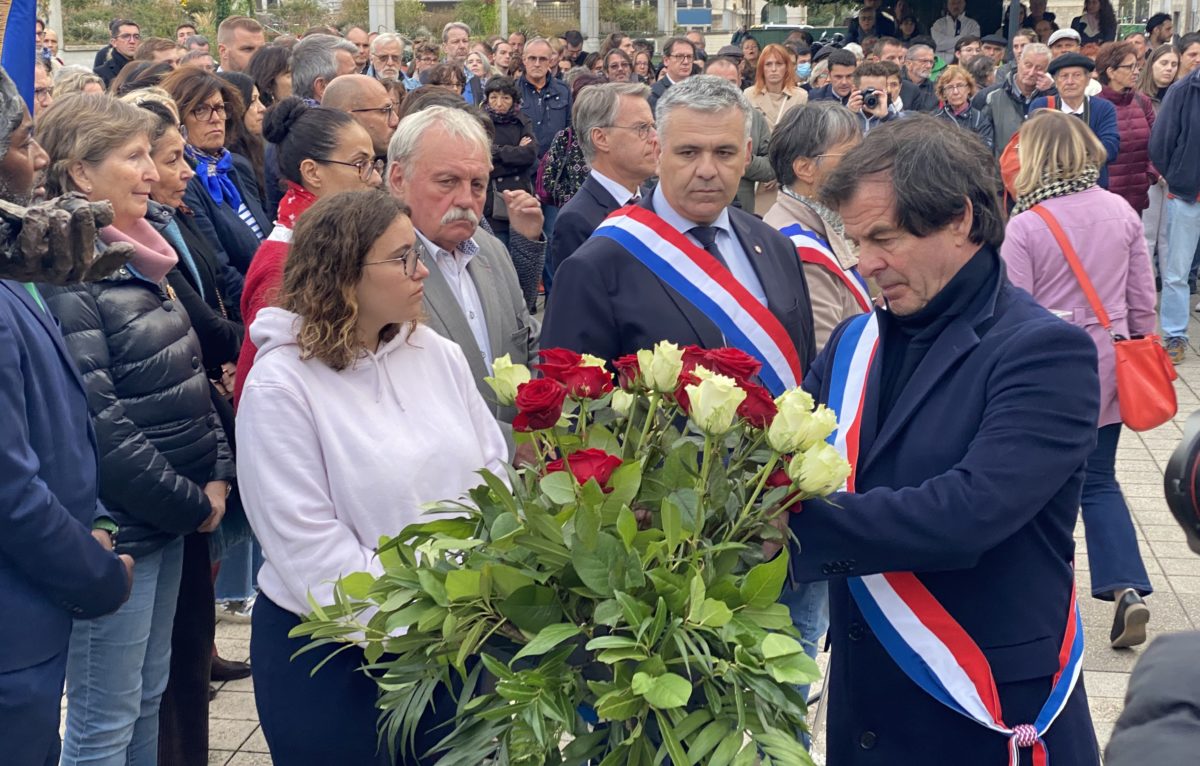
[744,86,808,215]
[762,191,868,351]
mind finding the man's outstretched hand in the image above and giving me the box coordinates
[0,193,134,284]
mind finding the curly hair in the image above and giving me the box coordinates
[278,189,415,371]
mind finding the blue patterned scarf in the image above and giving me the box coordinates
[185,145,244,211]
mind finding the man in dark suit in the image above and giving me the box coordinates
[94,18,140,87]
[783,116,1101,763]
[548,82,657,274]
[542,75,817,377]
[648,36,697,112]
[0,69,132,766]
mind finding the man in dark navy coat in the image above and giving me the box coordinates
[0,68,132,766]
[547,81,658,275]
[541,75,816,370]
[786,116,1101,764]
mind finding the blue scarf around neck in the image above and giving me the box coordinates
[185,145,244,211]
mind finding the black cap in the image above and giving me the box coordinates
[1047,52,1095,75]
[981,34,1007,47]
[812,43,839,63]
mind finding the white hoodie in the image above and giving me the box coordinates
[236,308,508,617]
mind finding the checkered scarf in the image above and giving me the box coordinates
[1011,165,1101,215]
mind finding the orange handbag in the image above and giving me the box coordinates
[1031,204,1177,432]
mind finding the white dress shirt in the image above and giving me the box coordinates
[589,168,639,207]
[931,14,981,61]
[652,184,768,305]
[416,229,493,370]
[1060,97,1086,115]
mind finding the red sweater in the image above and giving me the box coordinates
[233,229,290,406]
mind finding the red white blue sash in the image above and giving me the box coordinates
[828,312,1085,766]
[779,223,873,313]
[593,205,803,395]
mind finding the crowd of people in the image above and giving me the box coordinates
[4,4,1200,765]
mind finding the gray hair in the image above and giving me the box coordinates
[292,33,358,100]
[370,32,406,56]
[184,34,209,48]
[524,37,553,55]
[1021,42,1052,63]
[769,102,861,187]
[655,74,751,146]
[442,21,471,43]
[574,82,651,162]
[905,44,933,61]
[388,105,491,177]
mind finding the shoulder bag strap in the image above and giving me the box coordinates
[1030,204,1112,331]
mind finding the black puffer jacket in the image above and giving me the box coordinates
[41,262,234,559]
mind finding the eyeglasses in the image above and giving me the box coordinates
[607,61,631,71]
[33,87,52,104]
[525,55,551,63]
[315,157,383,182]
[943,82,969,92]
[605,122,657,140]
[373,53,403,64]
[364,246,421,277]
[668,53,695,63]
[350,103,396,117]
[116,33,142,42]
[1113,62,1141,71]
[191,102,228,121]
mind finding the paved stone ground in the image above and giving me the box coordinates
[166,329,1200,763]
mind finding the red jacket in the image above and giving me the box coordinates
[1096,86,1156,212]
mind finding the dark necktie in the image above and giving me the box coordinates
[954,17,961,35]
[690,225,727,267]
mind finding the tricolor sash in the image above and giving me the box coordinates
[593,205,803,395]
[828,312,1085,766]
[779,223,873,312]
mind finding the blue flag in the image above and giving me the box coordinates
[0,0,37,110]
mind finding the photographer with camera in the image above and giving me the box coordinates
[846,61,899,132]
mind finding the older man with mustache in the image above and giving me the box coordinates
[386,105,541,445]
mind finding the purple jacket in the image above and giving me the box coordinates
[1096,86,1156,212]
[1001,187,1156,427]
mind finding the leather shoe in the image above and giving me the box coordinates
[1110,588,1150,649]
[211,655,252,682]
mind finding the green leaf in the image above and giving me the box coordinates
[661,497,682,553]
[655,709,690,766]
[445,570,482,602]
[540,471,577,505]
[593,599,623,627]
[511,623,581,662]
[497,584,563,633]
[585,423,623,453]
[686,573,707,623]
[709,731,748,766]
[574,499,600,548]
[737,604,796,630]
[690,598,734,628]
[739,548,789,609]
[480,469,518,515]
[616,507,638,550]
[416,569,448,606]
[490,512,523,543]
[765,650,822,686]
[631,671,692,709]
[488,564,535,597]
[596,647,650,663]
[595,687,643,721]
[688,720,734,764]
[384,601,431,632]
[604,461,644,511]
[574,533,625,597]
[585,635,640,650]
[339,571,375,600]
[762,633,805,659]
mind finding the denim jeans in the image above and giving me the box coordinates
[61,536,185,766]
[1143,182,1170,266]
[540,203,560,296]
[1160,196,1200,339]
[214,537,261,603]
[1081,424,1152,600]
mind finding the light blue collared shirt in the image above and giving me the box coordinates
[651,185,767,306]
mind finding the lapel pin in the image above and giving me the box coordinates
[753,245,762,254]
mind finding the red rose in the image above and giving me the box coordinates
[737,381,777,429]
[681,345,708,375]
[533,348,583,384]
[546,448,624,492]
[672,371,700,414]
[560,364,614,400]
[613,354,642,390]
[702,348,762,384]
[513,378,568,432]
[765,466,792,488]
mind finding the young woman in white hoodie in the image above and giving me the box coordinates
[236,189,509,765]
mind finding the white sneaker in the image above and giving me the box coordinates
[215,595,255,624]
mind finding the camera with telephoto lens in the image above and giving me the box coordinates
[861,88,882,111]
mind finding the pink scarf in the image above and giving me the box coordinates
[99,220,178,284]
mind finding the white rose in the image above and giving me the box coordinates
[484,354,532,406]
[788,441,852,496]
[766,389,826,454]
[685,372,747,436]
[611,389,634,418]
[636,341,685,393]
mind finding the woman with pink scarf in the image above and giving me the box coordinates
[35,94,234,765]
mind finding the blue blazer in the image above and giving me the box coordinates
[1030,95,1120,189]
[541,195,817,369]
[0,281,128,673]
[789,262,1102,764]
[547,173,624,274]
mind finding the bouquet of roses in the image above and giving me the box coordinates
[295,342,850,766]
